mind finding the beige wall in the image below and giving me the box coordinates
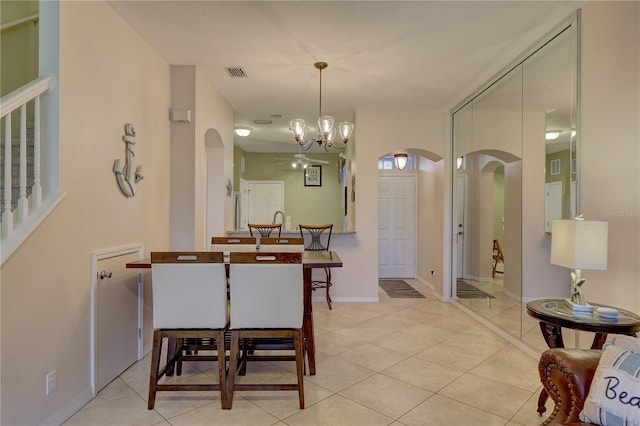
[579,1,639,313]
[195,69,234,242]
[1,2,171,424]
[169,67,234,249]
[350,108,447,302]
[416,157,445,294]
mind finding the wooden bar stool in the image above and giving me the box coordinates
[248,223,282,238]
[299,224,334,309]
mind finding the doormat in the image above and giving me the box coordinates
[379,279,425,298]
[456,280,495,299]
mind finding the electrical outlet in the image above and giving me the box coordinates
[46,371,56,395]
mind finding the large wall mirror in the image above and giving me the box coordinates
[452,14,578,342]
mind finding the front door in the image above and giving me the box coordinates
[378,175,416,278]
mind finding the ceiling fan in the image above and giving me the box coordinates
[274,153,329,169]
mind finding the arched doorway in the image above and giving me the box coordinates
[378,150,444,289]
[205,128,225,243]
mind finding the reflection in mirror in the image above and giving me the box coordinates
[522,26,579,231]
[451,15,578,343]
[453,151,523,334]
[233,148,347,232]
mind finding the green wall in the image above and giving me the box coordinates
[234,150,344,230]
[545,149,572,218]
[1,1,39,96]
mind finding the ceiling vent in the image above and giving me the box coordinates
[225,67,247,78]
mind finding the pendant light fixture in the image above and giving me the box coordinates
[394,153,408,170]
[234,126,252,137]
[290,62,354,151]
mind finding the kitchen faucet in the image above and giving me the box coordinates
[272,210,285,225]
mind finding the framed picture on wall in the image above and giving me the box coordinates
[304,165,322,187]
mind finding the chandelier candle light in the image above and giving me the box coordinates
[290,62,354,151]
[550,216,608,313]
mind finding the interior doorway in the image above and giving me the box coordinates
[378,174,416,278]
[454,175,467,280]
[242,180,284,226]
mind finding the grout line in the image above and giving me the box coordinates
[450,299,542,360]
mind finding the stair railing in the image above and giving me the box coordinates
[1,76,52,256]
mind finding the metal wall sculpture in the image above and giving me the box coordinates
[113,123,143,197]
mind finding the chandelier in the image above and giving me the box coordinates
[290,62,354,151]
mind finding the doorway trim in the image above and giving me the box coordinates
[89,244,144,397]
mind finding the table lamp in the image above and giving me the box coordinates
[550,217,608,313]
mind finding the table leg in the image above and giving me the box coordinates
[540,322,564,348]
[303,267,316,375]
[591,332,608,349]
[537,322,564,415]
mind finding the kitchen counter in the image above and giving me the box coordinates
[226,229,356,236]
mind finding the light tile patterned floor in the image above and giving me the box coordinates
[454,276,550,354]
[64,280,549,426]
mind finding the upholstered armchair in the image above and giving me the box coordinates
[538,348,601,426]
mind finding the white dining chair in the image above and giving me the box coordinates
[148,251,229,410]
[227,251,305,409]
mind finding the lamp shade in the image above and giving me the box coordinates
[550,219,608,270]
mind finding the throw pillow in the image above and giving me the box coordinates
[579,335,640,425]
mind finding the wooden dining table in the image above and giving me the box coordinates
[126,250,343,375]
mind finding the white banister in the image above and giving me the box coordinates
[18,103,28,220]
[0,13,38,32]
[1,75,52,256]
[1,76,51,116]
[32,95,42,207]
[2,112,13,236]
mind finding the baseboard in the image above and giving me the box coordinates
[503,289,522,301]
[415,276,449,302]
[319,296,379,303]
[39,386,93,426]
[415,275,434,290]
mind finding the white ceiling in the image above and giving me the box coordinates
[108,0,584,153]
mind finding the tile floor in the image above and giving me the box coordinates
[454,276,548,352]
[455,276,588,352]
[64,280,551,426]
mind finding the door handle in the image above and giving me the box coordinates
[98,270,113,280]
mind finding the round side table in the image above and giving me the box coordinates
[526,299,640,415]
